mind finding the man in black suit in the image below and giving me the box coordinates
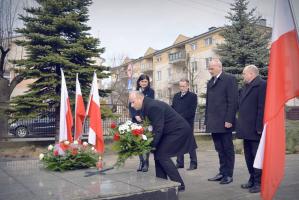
[172,79,198,170]
[129,91,197,191]
[205,59,238,184]
[237,65,266,193]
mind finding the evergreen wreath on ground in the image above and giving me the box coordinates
[39,141,102,171]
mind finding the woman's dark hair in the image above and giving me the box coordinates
[136,74,151,91]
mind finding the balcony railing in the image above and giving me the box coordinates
[141,63,153,72]
[168,51,186,64]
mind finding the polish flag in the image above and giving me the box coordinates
[74,74,86,142]
[59,69,73,142]
[254,0,299,199]
[86,72,104,153]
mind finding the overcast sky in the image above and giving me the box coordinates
[87,0,274,65]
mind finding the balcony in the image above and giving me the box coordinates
[168,51,186,64]
[168,73,187,84]
[141,63,153,72]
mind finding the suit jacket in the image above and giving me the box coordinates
[129,87,155,123]
[205,72,238,133]
[172,91,198,128]
[236,76,266,141]
[142,97,197,159]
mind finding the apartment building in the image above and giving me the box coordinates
[112,27,224,105]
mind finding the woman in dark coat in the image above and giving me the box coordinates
[129,74,155,172]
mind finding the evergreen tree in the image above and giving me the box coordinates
[10,0,110,134]
[215,0,270,83]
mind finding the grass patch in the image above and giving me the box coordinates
[286,120,299,154]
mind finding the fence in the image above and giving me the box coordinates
[8,103,206,138]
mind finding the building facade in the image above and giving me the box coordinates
[112,27,225,105]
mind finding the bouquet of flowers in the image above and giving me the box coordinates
[39,140,101,171]
[110,119,154,167]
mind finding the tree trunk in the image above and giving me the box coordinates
[55,106,60,142]
[0,78,10,138]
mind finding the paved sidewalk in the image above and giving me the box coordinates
[0,149,298,200]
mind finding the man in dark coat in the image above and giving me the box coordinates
[236,65,266,193]
[129,91,197,191]
[172,79,198,170]
[205,59,238,184]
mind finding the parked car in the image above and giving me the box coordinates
[9,117,56,138]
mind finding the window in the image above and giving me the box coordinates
[156,56,162,62]
[190,43,197,50]
[191,61,197,73]
[157,71,162,81]
[167,68,172,78]
[193,84,198,94]
[167,88,172,97]
[205,57,212,68]
[204,37,213,46]
[157,90,163,99]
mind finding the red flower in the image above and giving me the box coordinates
[113,133,120,141]
[53,150,59,156]
[59,142,69,151]
[71,149,78,156]
[139,128,144,134]
[132,129,142,136]
[110,122,117,129]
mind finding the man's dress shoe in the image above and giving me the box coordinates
[208,174,223,181]
[219,176,233,184]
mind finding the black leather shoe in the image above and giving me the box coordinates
[187,164,197,171]
[241,182,254,189]
[208,174,223,181]
[142,161,149,172]
[220,176,233,184]
[249,185,261,193]
[178,185,185,192]
[176,163,184,169]
[137,160,144,172]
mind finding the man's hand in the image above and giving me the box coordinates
[135,116,142,122]
[150,147,156,153]
[225,122,232,128]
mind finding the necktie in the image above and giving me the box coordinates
[214,77,218,84]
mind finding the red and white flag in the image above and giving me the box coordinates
[86,72,104,153]
[59,69,73,142]
[254,0,299,199]
[74,74,86,142]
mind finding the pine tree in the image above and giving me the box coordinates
[215,0,270,83]
[10,0,110,135]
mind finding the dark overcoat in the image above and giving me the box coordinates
[172,91,198,128]
[205,72,238,133]
[236,76,267,141]
[142,97,197,159]
[129,87,155,123]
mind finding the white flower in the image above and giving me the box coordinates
[142,134,147,140]
[47,145,54,151]
[131,123,142,130]
[125,120,133,126]
[64,140,70,145]
[148,125,153,132]
[39,153,44,160]
[91,147,95,151]
[73,140,79,145]
[83,141,88,146]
